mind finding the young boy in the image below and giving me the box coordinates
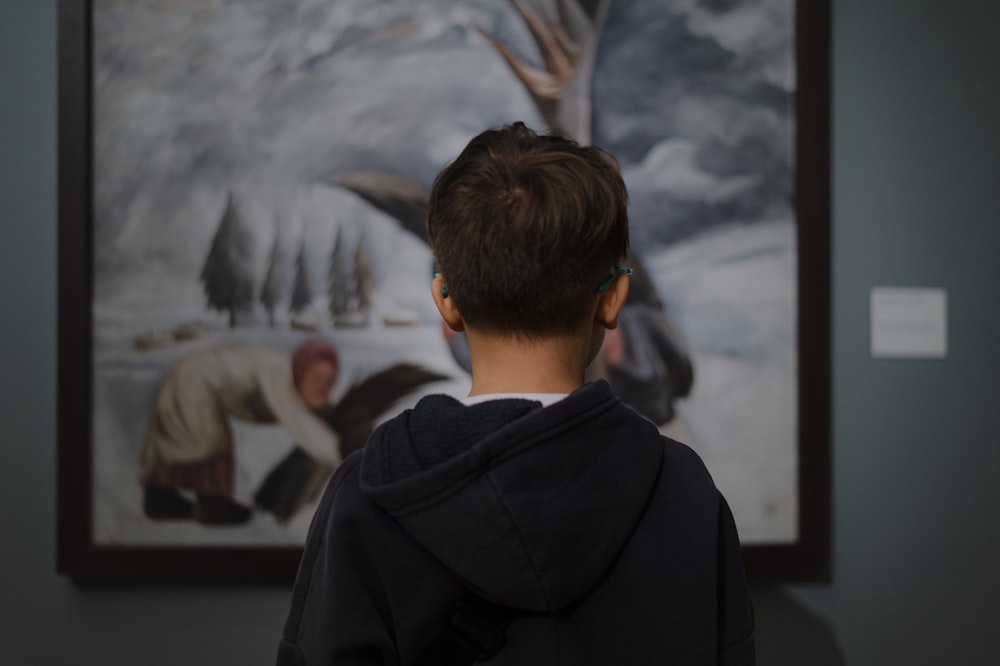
[277,122,755,665]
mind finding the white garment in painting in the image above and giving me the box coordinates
[141,346,342,474]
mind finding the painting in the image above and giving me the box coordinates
[58,0,829,582]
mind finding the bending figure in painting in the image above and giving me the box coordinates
[140,340,342,525]
[140,339,450,525]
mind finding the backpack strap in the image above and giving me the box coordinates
[415,593,516,665]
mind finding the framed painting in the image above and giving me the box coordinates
[58,0,829,583]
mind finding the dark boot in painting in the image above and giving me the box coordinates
[143,484,195,520]
[253,447,332,524]
[195,493,253,525]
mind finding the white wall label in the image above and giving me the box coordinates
[871,287,948,358]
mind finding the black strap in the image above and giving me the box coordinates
[415,593,516,665]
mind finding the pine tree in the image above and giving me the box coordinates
[289,241,313,314]
[327,231,351,318]
[353,232,376,312]
[199,192,256,328]
[260,234,289,327]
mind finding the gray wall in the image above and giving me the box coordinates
[787,0,1000,661]
[1,0,997,663]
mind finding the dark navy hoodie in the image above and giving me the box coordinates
[278,380,755,665]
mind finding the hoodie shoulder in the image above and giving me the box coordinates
[661,436,717,485]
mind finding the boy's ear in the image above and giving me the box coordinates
[431,275,465,332]
[595,271,630,330]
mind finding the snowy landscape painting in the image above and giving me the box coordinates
[60,0,830,580]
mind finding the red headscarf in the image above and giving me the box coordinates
[291,339,340,391]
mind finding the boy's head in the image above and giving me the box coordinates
[426,122,629,338]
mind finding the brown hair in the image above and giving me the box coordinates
[426,122,629,337]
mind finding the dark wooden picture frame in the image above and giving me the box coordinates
[58,0,829,584]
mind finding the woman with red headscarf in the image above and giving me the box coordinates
[139,339,341,525]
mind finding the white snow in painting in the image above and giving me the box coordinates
[91,0,797,545]
[651,220,797,541]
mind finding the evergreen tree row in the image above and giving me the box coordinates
[200,192,374,329]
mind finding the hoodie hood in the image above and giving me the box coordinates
[359,381,664,613]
